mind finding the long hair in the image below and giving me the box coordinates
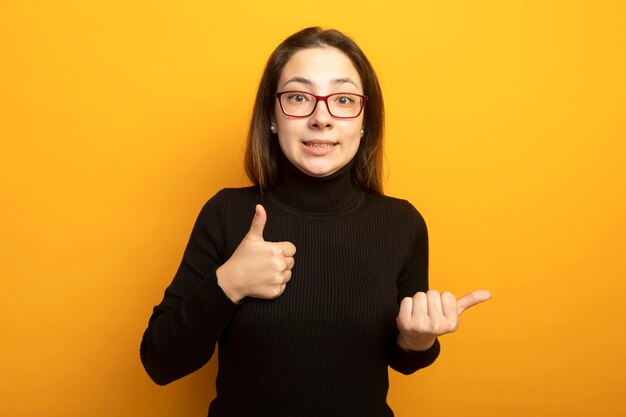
[244,27,385,194]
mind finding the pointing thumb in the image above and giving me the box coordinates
[246,204,266,241]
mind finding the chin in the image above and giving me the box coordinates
[300,164,337,177]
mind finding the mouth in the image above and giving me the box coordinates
[301,140,338,156]
[302,140,338,149]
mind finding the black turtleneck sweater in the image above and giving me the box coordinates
[140,157,440,417]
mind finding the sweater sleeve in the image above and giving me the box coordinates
[140,190,240,385]
[386,202,440,374]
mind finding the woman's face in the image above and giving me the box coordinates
[274,47,364,178]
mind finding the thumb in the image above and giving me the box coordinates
[457,289,492,315]
[246,204,266,241]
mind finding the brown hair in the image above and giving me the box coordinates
[244,27,385,194]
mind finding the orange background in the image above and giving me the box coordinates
[1,1,625,416]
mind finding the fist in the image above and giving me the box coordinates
[217,205,296,302]
[396,289,491,351]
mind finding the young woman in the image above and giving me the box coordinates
[140,27,490,417]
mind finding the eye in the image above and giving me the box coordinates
[286,92,309,103]
[334,94,356,105]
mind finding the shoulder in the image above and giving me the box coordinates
[196,186,261,221]
[363,192,427,230]
[202,186,260,208]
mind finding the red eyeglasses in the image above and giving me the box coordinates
[275,91,367,118]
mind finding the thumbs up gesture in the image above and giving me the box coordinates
[217,205,296,303]
[396,289,492,351]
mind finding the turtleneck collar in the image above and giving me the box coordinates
[267,151,364,216]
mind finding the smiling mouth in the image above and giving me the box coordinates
[302,141,337,149]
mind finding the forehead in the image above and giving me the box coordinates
[278,47,362,90]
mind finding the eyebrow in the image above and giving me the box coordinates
[281,76,360,89]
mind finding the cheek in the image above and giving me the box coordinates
[346,121,364,147]
[277,136,292,158]
[276,121,298,143]
[349,138,362,156]
[275,121,305,157]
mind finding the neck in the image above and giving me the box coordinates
[269,151,362,214]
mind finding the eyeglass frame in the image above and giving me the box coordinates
[275,91,368,119]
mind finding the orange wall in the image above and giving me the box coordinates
[1,1,625,416]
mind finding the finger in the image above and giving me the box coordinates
[441,291,458,319]
[278,241,296,257]
[397,297,413,329]
[268,284,287,299]
[426,290,443,320]
[246,204,266,241]
[284,256,295,270]
[282,269,292,283]
[274,257,287,271]
[458,289,492,315]
[411,291,428,320]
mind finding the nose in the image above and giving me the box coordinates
[309,98,333,129]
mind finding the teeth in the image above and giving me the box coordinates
[306,143,335,148]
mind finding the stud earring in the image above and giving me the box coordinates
[360,128,364,137]
[270,123,277,134]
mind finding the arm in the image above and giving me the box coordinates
[386,203,440,375]
[389,204,491,372]
[140,191,239,385]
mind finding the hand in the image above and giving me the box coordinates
[396,289,492,351]
[217,205,296,303]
